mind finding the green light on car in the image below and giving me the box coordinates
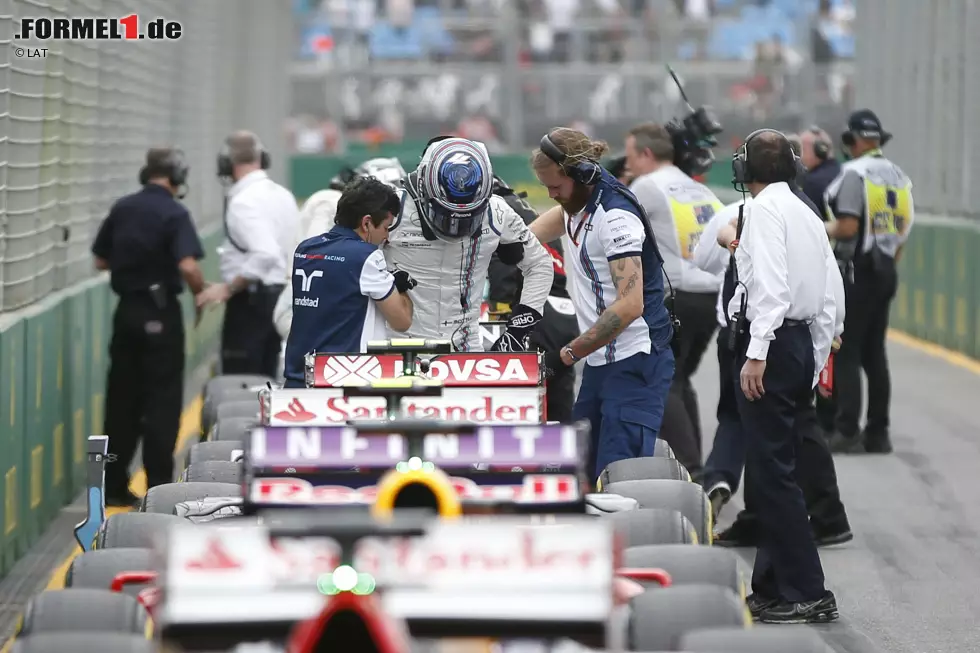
[317,566,377,596]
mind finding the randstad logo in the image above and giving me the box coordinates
[295,297,319,308]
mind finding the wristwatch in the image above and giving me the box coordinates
[562,345,581,363]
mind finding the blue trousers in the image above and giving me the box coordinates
[573,348,675,485]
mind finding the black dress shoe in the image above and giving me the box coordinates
[828,431,865,454]
[814,527,854,547]
[712,521,758,548]
[759,591,839,624]
[863,434,893,454]
[105,490,140,508]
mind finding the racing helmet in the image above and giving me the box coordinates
[414,137,494,243]
[353,157,407,187]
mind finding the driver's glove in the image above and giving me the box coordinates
[489,304,542,352]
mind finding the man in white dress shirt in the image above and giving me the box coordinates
[716,129,840,624]
[197,131,300,378]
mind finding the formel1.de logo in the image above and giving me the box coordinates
[15,14,182,41]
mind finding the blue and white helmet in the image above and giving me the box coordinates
[353,157,407,187]
[416,137,494,242]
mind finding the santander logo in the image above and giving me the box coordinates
[273,397,317,423]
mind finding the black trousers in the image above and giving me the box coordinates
[220,286,283,379]
[735,322,826,603]
[702,328,745,492]
[835,266,898,440]
[704,328,849,534]
[104,295,185,494]
[529,302,579,423]
[661,290,718,474]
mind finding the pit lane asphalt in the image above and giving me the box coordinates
[689,331,980,653]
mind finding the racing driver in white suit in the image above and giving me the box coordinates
[275,138,554,353]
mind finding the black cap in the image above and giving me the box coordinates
[844,109,892,146]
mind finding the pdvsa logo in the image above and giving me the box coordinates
[15,15,182,41]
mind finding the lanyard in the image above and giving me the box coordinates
[567,210,593,247]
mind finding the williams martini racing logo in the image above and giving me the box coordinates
[15,14,182,41]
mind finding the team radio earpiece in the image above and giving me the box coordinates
[808,125,831,161]
[731,128,804,190]
[539,132,602,185]
[138,148,190,194]
[216,136,271,178]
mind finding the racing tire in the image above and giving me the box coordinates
[210,416,259,443]
[96,513,185,549]
[679,626,833,652]
[598,457,691,488]
[622,544,746,600]
[181,460,243,484]
[204,374,272,399]
[17,589,148,636]
[141,482,241,514]
[12,632,154,653]
[628,584,749,651]
[186,440,245,466]
[215,399,261,424]
[201,385,265,437]
[65,548,154,596]
[602,479,712,545]
[654,439,675,459]
[602,508,698,546]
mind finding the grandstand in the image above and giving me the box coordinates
[288,0,856,155]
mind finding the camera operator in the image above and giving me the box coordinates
[625,122,724,476]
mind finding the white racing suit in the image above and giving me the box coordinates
[273,187,554,352]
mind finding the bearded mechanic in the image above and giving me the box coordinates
[529,127,675,482]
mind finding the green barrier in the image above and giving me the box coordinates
[0,317,27,575]
[87,281,109,440]
[0,227,227,583]
[21,295,68,545]
[64,284,91,497]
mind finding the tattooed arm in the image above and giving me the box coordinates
[568,254,644,357]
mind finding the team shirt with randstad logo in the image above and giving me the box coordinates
[283,225,396,385]
[563,179,673,367]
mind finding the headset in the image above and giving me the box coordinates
[539,132,602,185]
[732,128,803,190]
[139,148,189,195]
[539,131,681,337]
[808,125,831,161]
[216,134,271,179]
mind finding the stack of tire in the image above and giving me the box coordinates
[5,375,271,653]
[8,375,832,652]
[591,447,832,652]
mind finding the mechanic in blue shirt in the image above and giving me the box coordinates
[282,176,416,388]
[529,128,675,483]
